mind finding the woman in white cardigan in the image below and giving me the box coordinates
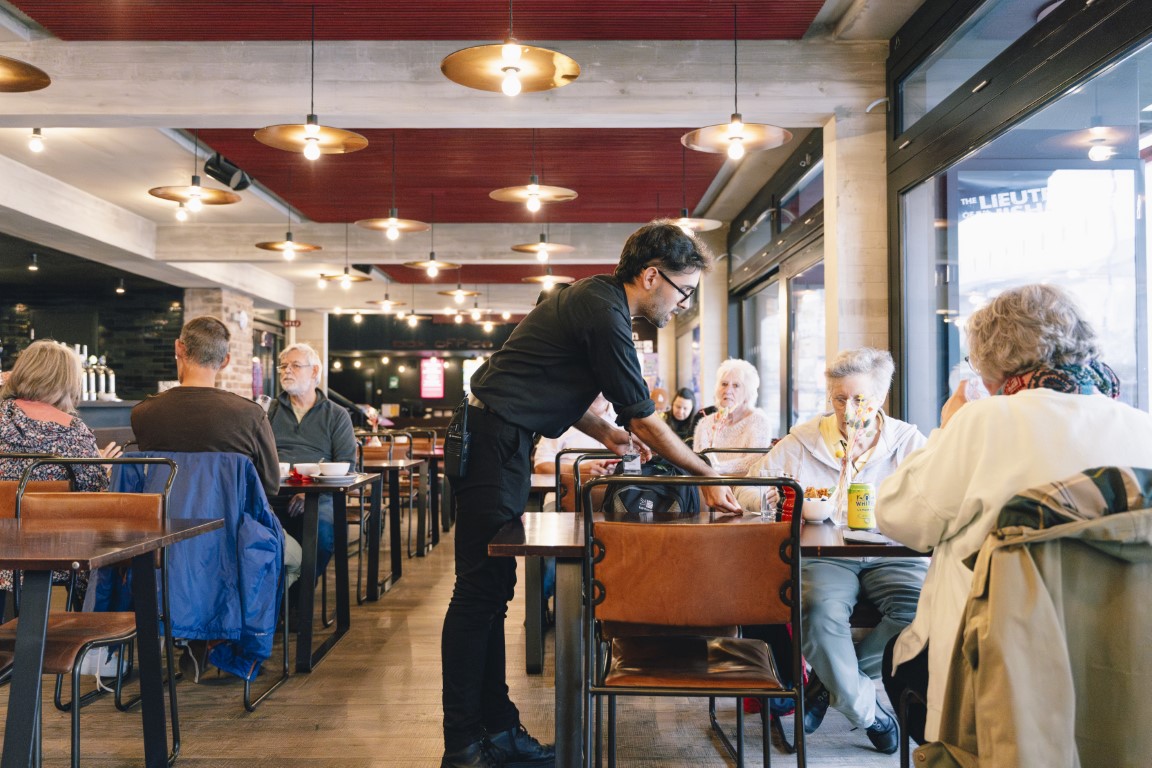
[877,284,1152,747]
[692,358,774,475]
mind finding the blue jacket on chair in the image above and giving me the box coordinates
[108,451,285,681]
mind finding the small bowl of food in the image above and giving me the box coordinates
[293,462,321,477]
[802,497,834,523]
[318,461,351,476]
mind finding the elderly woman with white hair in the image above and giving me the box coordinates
[877,284,1152,747]
[737,347,928,754]
[692,358,774,475]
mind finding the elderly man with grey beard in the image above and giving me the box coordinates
[267,342,357,578]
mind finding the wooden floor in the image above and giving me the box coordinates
[6,523,903,767]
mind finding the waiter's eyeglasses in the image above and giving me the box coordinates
[655,268,696,306]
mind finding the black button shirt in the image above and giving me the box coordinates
[471,275,656,438]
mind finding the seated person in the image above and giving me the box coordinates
[693,358,773,474]
[532,393,618,510]
[0,340,120,608]
[877,284,1152,745]
[738,347,927,754]
[662,387,698,443]
[132,316,302,677]
[267,342,357,577]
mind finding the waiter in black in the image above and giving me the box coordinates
[440,221,741,768]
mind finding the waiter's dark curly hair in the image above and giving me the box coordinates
[614,220,713,282]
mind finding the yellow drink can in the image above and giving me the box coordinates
[847,482,876,530]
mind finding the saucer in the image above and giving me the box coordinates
[312,473,359,483]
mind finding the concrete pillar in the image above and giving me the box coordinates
[695,227,730,400]
[293,310,330,392]
[822,108,889,357]
[183,287,255,396]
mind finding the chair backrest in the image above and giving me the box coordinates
[699,444,776,469]
[361,444,395,466]
[0,480,71,519]
[555,449,617,512]
[20,492,163,527]
[586,474,802,631]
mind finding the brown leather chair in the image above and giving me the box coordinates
[584,474,806,768]
[0,490,172,768]
[0,475,73,623]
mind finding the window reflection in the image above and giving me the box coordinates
[789,263,826,427]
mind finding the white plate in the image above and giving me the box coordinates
[311,473,359,483]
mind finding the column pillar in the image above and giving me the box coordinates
[822,108,889,356]
[183,288,255,396]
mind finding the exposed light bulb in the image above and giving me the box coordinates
[386,223,400,241]
[317,276,327,289]
[353,312,363,324]
[398,364,407,373]
[542,277,555,291]
[353,359,362,368]
[502,41,523,63]
[1087,143,1115,162]
[186,193,203,213]
[427,263,439,278]
[175,203,189,222]
[27,254,38,272]
[501,311,511,320]
[380,356,389,364]
[454,314,463,324]
[407,315,418,328]
[727,114,746,160]
[471,308,481,321]
[526,193,541,213]
[304,115,320,135]
[483,321,494,333]
[115,280,126,295]
[537,248,549,262]
[303,138,321,161]
[501,69,522,97]
[28,128,44,153]
[282,237,297,261]
[333,360,342,370]
[340,272,353,290]
[454,293,464,305]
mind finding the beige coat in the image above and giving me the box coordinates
[918,491,1152,768]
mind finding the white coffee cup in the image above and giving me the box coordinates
[279,462,291,477]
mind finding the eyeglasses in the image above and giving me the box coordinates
[276,362,311,373]
[655,268,696,306]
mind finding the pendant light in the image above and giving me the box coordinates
[150,132,241,215]
[27,128,44,153]
[405,284,429,326]
[0,54,51,92]
[254,6,367,159]
[522,265,574,291]
[671,146,723,233]
[321,223,370,287]
[367,277,406,313]
[438,280,479,305]
[681,4,792,160]
[404,195,460,277]
[441,0,580,96]
[490,130,577,212]
[356,133,430,240]
[512,222,574,262]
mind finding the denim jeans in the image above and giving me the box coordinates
[441,405,534,751]
[800,557,928,728]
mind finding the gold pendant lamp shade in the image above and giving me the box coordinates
[255,232,322,255]
[681,4,792,160]
[149,177,241,207]
[522,266,574,291]
[511,232,575,262]
[0,54,51,92]
[254,6,367,159]
[669,147,722,233]
[356,134,429,240]
[440,1,578,95]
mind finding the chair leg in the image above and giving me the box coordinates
[607,695,617,768]
[762,701,771,768]
[736,699,745,768]
[244,568,291,711]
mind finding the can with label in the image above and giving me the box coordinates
[847,482,876,530]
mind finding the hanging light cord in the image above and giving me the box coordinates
[430,194,436,250]
[344,222,350,270]
[192,130,199,175]
[530,128,537,178]
[732,3,739,114]
[391,133,397,210]
[508,0,515,37]
[681,145,688,210]
[286,165,293,229]
[310,5,316,116]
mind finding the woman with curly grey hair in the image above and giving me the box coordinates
[876,283,1152,746]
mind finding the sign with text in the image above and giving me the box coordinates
[420,358,445,399]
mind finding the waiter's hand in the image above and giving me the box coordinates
[702,485,742,516]
[288,493,306,517]
[603,426,652,463]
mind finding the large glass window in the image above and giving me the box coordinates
[742,281,783,438]
[901,39,1151,430]
[898,0,1051,132]
[789,263,826,426]
[779,160,824,234]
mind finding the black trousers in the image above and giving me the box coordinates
[441,404,534,751]
[882,635,929,745]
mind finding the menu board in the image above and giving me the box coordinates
[420,358,445,399]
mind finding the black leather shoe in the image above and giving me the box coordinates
[866,703,900,754]
[488,724,555,767]
[803,675,830,734]
[441,739,505,768]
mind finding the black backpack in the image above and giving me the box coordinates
[600,457,700,522]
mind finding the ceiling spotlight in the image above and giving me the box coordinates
[440,1,579,95]
[0,54,51,93]
[115,278,126,295]
[27,253,39,272]
[254,7,367,159]
[355,134,429,240]
[28,128,44,153]
[681,5,792,160]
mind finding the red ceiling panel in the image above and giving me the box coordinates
[11,1,824,42]
[197,128,727,224]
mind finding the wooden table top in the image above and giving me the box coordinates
[359,458,426,471]
[489,512,923,559]
[279,472,382,493]
[0,517,224,571]
[530,473,557,493]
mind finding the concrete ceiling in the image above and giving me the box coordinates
[0,0,924,315]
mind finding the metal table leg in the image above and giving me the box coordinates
[1,570,50,768]
[555,558,584,768]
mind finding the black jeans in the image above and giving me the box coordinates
[441,405,533,751]
[882,635,929,745]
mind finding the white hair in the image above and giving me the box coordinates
[715,358,759,408]
[824,347,895,398]
[280,343,322,386]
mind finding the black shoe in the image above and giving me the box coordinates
[866,703,899,754]
[488,724,555,767]
[803,675,830,734]
[441,739,505,768]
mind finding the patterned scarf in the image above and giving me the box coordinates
[1000,360,1120,399]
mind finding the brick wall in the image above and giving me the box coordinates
[183,288,255,396]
